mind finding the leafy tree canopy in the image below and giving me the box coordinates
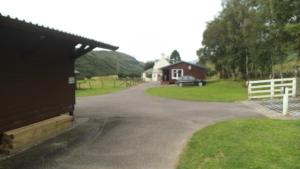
[170,50,181,64]
[198,0,300,79]
[144,61,155,70]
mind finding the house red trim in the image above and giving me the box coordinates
[160,61,207,84]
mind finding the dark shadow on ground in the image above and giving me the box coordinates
[0,117,123,169]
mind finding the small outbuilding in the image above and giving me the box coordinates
[141,68,153,82]
[0,14,118,133]
[160,61,207,84]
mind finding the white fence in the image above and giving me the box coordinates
[248,78,297,100]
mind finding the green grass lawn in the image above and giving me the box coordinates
[76,76,140,97]
[177,119,300,169]
[146,80,247,102]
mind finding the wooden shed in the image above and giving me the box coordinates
[0,14,118,133]
[160,61,207,84]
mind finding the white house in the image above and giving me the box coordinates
[152,55,170,81]
[141,54,171,82]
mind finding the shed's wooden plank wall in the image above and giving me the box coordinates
[0,29,76,133]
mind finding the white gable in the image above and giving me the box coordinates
[153,56,170,71]
[151,56,170,81]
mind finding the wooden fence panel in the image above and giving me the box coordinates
[248,78,297,100]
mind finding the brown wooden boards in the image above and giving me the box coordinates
[0,115,73,154]
[0,14,118,133]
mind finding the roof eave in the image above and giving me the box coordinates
[0,13,119,51]
[160,61,208,70]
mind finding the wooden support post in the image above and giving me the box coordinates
[247,81,252,100]
[88,80,92,89]
[73,45,95,59]
[101,79,104,88]
[292,78,297,97]
[270,79,275,99]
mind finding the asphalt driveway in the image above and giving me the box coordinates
[0,82,263,169]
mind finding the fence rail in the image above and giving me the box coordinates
[76,77,142,90]
[248,78,297,100]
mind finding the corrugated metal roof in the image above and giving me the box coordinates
[0,13,119,51]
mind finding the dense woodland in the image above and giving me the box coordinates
[198,0,300,80]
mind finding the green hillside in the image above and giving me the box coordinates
[75,50,144,78]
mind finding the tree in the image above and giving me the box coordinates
[144,61,155,70]
[197,48,210,65]
[170,50,181,64]
[285,23,300,75]
[284,0,300,76]
[198,0,300,79]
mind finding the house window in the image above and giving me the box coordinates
[172,69,183,79]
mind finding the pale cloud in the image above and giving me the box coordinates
[0,0,222,62]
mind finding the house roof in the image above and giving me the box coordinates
[143,68,153,74]
[0,13,119,51]
[160,61,207,70]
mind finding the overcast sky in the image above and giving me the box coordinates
[0,0,222,62]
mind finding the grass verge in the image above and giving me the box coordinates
[177,119,300,169]
[76,87,126,97]
[146,80,247,102]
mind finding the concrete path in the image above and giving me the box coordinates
[0,83,263,169]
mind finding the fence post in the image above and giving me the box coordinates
[247,81,252,100]
[101,79,104,88]
[283,87,289,115]
[270,79,275,99]
[292,78,297,97]
[88,80,92,89]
